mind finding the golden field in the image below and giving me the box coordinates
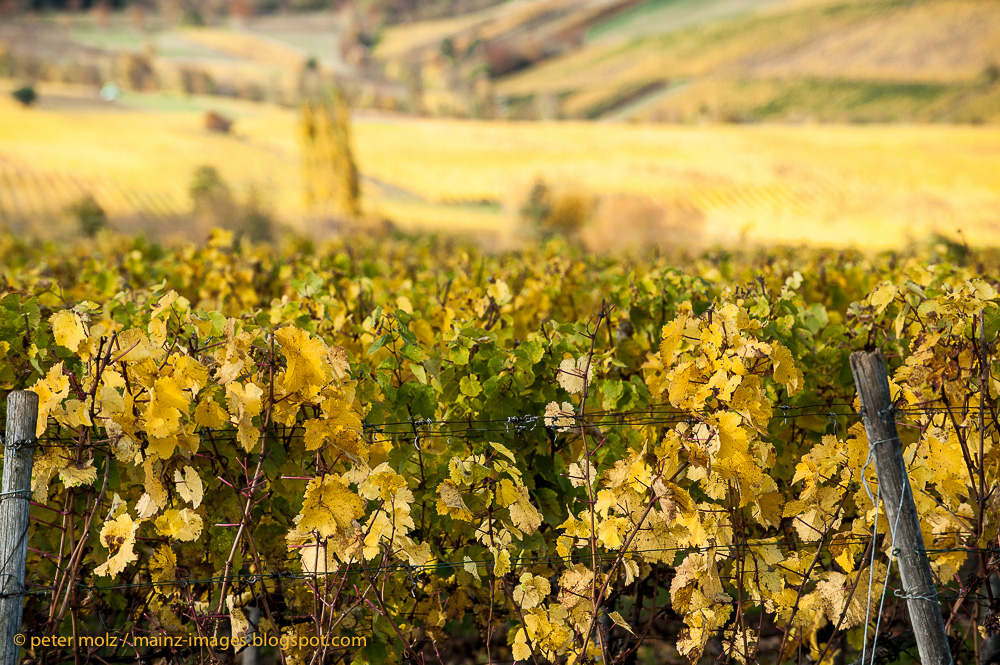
[2,81,1000,249]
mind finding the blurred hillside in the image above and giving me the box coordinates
[3,1,1000,250]
[1,0,999,123]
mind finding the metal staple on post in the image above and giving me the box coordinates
[0,390,39,665]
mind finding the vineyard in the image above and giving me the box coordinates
[0,229,998,664]
[0,155,186,226]
[493,0,1000,122]
[3,85,1000,248]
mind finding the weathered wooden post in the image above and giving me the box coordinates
[245,605,261,665]
[0,390,39,665]
[850,350,954,665]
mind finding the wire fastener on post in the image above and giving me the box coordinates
[3,437,39,451]
[0,574,25,599]
[894,587,941,602]
[0,489,31,502]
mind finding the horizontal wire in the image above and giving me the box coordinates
[58,539,986,594]
[9,402,993,452]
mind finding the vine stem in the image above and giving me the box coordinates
[359,547,414,659]
[576,301,609,662]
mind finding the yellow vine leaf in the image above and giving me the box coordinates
[677,600,732,663]
[609,611,635,635]
[154,508,204,542]
[622,558,640,585]
[149,595,184,634]
[597,517,625,549]
[722,628,758,664]
[463,556,481,580]
[400,539,431,567]
[514,573,551,610]
[298,541,341,575]
[605,446,652,492]
[143,457,168,510]
[494,548,511,576]
[830,533,866,574]
[150,290,180,319]
[145,376,189,439]
[507,483,543,534]
[327,345,350,380]
[148,317,168,348]
[116,328,151,363]
[302,410,367,462]
[436,480,475,522]
[31,448,66,504]
[512,631,532,662]
[653,478,694,521]
[174,466,204,508]
[667,363,693,409]
[275,327,331,395]
[490,441,516,463]
[227,381,264,451]
[51,310,87,353]
[358,463,412,503]
[30,362,70,437]
[751,492,785,529]
[94,514,139,578]
[770,344,803,396]
[558,563,594,611]
[227,595,251,649]
[298,475,365,538]
[544,401,575,430]
[660,313,690,366]
[558,357,593,394]
[136,493,158,519]
[97,385,125,422]
[495,478,520,508]
[568,459,597,489]
[869,283,896,313]
[58,398,93,429]
[149,544,176,583]
[59,461,97,488]
[487,278,512,305]
[173,356,209,396]
[815,563,886,630]
[194,396,228,429]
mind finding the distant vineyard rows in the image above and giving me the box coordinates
[0,156,184,223]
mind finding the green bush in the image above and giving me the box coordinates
[240,187,275,244]
[190,165,237,230]
[519,177,592,240]
[66,194,107,237]
[519,178,551,230]
[980,63,1000,87]
[11,85,36,107]
[179,9,205,26]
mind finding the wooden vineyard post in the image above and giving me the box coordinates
[850,351,954,665]
[246,605,261,665]
[0,390,39,665]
